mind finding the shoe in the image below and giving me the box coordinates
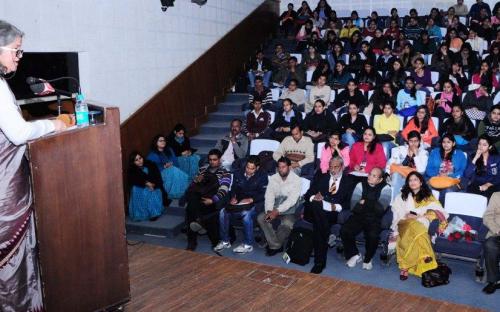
[327,234,337,248]
[482,282,500,294]
[346,254,362,268]
[362,261,373,270]
[265,246,283,257]
[310,264,325,274]
[189,221,206,234]
[186,241,197,251]
[400,269,409,281]
[149,216,159,222]
[233,244,253,253]
[213,241,231,252]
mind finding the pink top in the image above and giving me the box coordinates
[320,146,350,173]
[348,142,387,173]
[471,73,500,90]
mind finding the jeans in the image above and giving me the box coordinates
[257,212,296,250]
[248,71,272,88]
[342,132,360,147]
[390,172,406,202]
[219,207,256,245]
[381,141,396,159]
[484,236,500,283]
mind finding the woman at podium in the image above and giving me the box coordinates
[0,20,66,311]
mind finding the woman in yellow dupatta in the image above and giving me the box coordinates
[390,172,449,280]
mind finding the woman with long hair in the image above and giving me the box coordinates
[357,60,382,92]
[385,59,407,90]
[330,60,351,89]
[458,43,479,75]
[396,77,425,116]
[390,172,448,280]
[319,131,350,173]
[147,134,189,199]
[471,61,499,94]
[439,104,476,149]
[462,135,500,199]
[369,81,397,116]
[128,151,164,222]
[349,127,386,175]
[326,41,348,73]
[433,79,461,122]
[332,78,367,114]
[303,99,338,143]
[425,133,467,204]
[339,102,368,147]
[402,105,438,148]
[167,123,201,182]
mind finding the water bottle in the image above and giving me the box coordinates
[75,93,89,127]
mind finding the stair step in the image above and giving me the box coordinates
[218,103,243,112]
[225,93,248,101]
[125,214,185,238]
[200,122,231,134]
[208,111,245,122]
[191,133,223,147]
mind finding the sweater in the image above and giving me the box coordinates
[483,192,500,238]
[248,88,273,108]
[302,111,338,134]
[128,160,163,189]
[279,88,306,106]
[270,109,303,131]
[264,171,301,214]
[333,89,367,111]
[401,118,438,146]
[478,117,500,150]
[339,113,368,136]
[425,148,467,179]
[348,142,387,173]
[386,145,428,174]
[230,169,268,204]
[374,114,401,138]
[439,117,476,142]
[273,135,314,167]
[319,145,350,173]
[214,133,248,160]
[463,155,500,187]
[197,165,232,203]
[307,85,332,113]
[244,110,271,136]
[396,89,425,110]
[462,92,493,113]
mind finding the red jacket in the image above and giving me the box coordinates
[348,142,387,173]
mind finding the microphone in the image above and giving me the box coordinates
[29,81,73,97]
[26,76,45,85]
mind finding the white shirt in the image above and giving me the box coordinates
[309,174,343,212]
[0,78,54,146]
[221,137,235,166]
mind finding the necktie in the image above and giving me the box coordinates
[329,178,337,194]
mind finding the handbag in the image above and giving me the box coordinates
[284,226,313,265]
[428,176,460,189]
[389,164,415,178]
[421,262,451,288]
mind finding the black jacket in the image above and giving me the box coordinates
[249,57,272,72]
[304,172,351,210]
[128,160,163,189]
[333,89,367,111]
[167,134,196,157]
[339,113,368,136]
[270,109,303,130]
[303,111,338,133]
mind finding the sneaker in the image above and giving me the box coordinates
[327,234,337,248]
[233,244,253,253]
[213,241,231,252]
[346,254,362,268]
[189,221,206,234]
[362,261,373,270]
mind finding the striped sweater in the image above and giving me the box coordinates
[198,165,232,203]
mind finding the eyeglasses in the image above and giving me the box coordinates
[0,47,23,58]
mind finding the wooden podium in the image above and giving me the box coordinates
[27,105,130,311]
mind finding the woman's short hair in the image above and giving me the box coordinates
[0,20,23,48]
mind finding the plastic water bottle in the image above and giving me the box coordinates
[75,93,89,127]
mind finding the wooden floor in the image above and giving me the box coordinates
[125,243,483,312]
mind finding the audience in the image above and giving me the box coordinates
[319,131,350,173]
[247,77,273,111]
[147,135,189,199]
[167,123,200,182]
[333,79,367,114]
[215,119,248,171]
[339,102,368,147]
[244,98,271,141]
[273,124,315,177]
[257,156,301,256]
[185,149,232,251]
[433,80,461,122]
[274,56,306,88]
[128,151,164,222]
[214,156,268,254]
[307,74,332,113]
[342,167,391,270]
[396,77,426,116]
[268,98,303,141]
[374,101,400,157]
[439,104,476,149]
[303,99,338,143]
[349,127,387,177]
[278,79,306,110]
[248,50,272,88]
[303,156,351,273]
[401,105,438,148]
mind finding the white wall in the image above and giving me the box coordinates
[2,0,264,122]
[280,1,497,16]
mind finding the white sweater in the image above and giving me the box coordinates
[386,145,429,174]
[264,171,301,213]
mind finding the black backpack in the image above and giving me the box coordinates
[285,226,313,266]
[421,262,452,288]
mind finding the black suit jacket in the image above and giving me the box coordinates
[304,172,351,211]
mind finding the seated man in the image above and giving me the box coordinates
[482,191,500,294]
[272,124,314,177]
[340,167,391,270]
[246,77,273,111]
[214,156,268,254]
[214,119,248,171]
[273,56,306,89]
[244,98,271,141]
[185,149,232,251]
[257,157,301,256]
[303,156,351,274]
[248,50,272,89]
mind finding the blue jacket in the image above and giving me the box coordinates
[147,148,179,171]
[425,148,467,179]
[463,154,500,187]
[230,169,268,204]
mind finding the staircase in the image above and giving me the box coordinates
[125,37,296,238]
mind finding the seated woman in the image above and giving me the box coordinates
[167,123,201,183]
[462,135,500,199]
[387,131,429,201]
[332,79,367,114]
[448,61,469,93]
[396,77,426,117]
[385,59,407,90]
[471,61,500,93]
[374,101,400,158]
[302,45,322,72]
[326,42,348,71]
[268,98,303,142]
[433,80,461,122]
[425,134,467,204]
[478,105,500,152]
[330,60,351,89]
[128,151,164,222]
[401,105,438,148]
[296,19,320,51]
[430,43,451,78]
[147,135,189,199]
[349,41,377,74]
[303,99,338,144]
[390,172,448,280]
[339,102,368,147]
[357,60,382,93]
[319,131,350,173]
[439,104,476,150]
[410,57,433,95]
[339,19,360,40]
[349,127,387,177]
[463,84,494,121]
[369,81,397,117]
[343,31,362,55]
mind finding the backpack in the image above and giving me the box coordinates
[421,262,451,288]
[258,151,277,175]
[284,226,313,266]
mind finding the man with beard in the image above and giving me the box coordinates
[214,119,248,172]
[257,157,301,256]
